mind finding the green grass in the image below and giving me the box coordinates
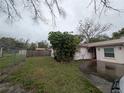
[8,57,102,93]
[0,53,25,70]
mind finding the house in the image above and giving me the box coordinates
[50,38,124,77]
[75,37,124,77]
[51,49,54,57]
[19,49,27,56]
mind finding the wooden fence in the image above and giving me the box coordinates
[26,50,51,57]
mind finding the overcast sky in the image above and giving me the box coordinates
[0,0,124,42]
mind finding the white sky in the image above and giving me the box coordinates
[0,0,124,42]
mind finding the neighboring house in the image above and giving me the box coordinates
[35,48,46,51]
[51,49,54,57]
[75,38,124,77]
[19,49,27,56]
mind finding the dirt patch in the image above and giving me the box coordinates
[0,61,31,93]
[0,62,25,83]
[0,83,33,93]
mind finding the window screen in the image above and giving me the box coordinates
[104,48,115,58]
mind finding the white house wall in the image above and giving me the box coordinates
[74,47,91,60]
[51,49,54,57]
[96,46,124,64]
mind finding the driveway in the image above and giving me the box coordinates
[80,63,112,93]
[120,76,124,93]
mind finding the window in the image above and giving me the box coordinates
[104,48,115,58]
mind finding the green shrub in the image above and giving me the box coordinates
[48,31,80,62]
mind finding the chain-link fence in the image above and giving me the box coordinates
[0,48,26,71]
[26,50,51,57]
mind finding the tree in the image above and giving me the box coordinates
[0,0,120,22]
[112,28,124,39]
[29,43,37,50]
[78,18,111,43]
[0,37,30,50]
[88,0,120,16]
[0,37,16,49]
[89,34,110,43]
[38,40,48,48]
[0,0,65,23]
[48,31,80,62]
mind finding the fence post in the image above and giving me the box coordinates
[13,49,16,64]
[0,47,3,57]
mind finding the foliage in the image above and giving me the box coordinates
[29,43,37,50]
[7,57,102,93]
[112,28,124,39]
[48,31,80,62]
[0,37,16,49]
[0,37,29,50]
[38,40,48,48]
[22,79,35,89]
[89,34,110,43]
[0,37,48,51]
[78,18,111,43]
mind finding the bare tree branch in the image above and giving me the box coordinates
[0,0,122,23]
[78,18,112,43]
[0,0,64,23]
[2,0,21,22]
[88,0,122,16]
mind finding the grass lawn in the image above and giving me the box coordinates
[8,57,102,93]
[0,54,25,70]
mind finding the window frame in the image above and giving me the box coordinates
[104,48,115,58]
